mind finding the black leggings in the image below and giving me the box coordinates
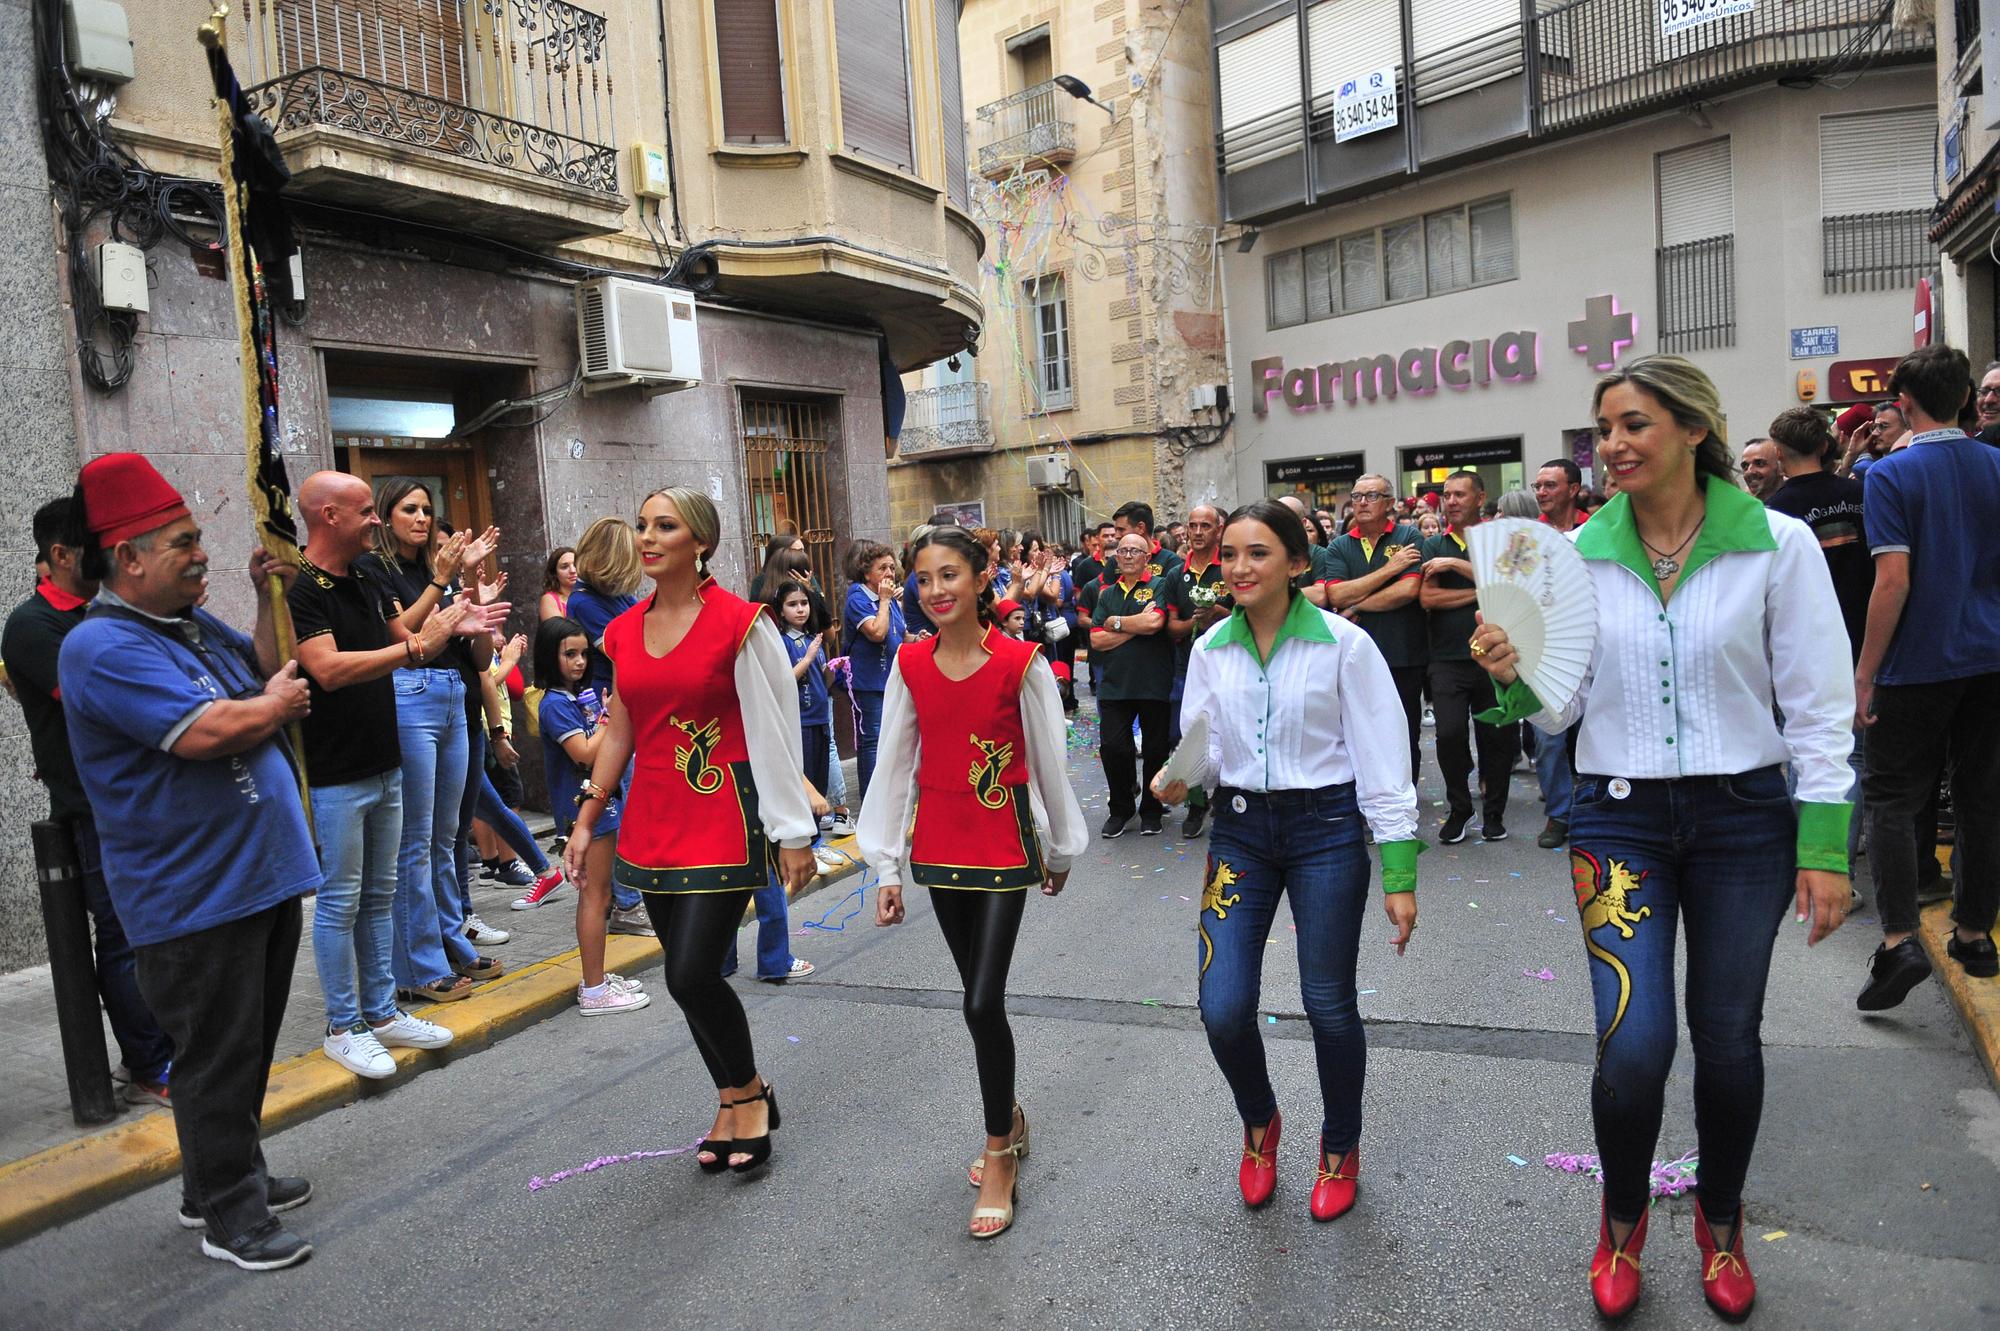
[930,887,1028,1137]
[642,889,758,1089]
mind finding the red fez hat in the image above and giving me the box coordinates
[80,453,191,547]
[993,598,1023,620]
[1049,661,1073,682]
[1421,490,1442,509]
[1834,403,1874,437]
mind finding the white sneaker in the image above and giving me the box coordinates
[323,1024,395,1079]
[577,981,652,1015]
[604,971,647,994]
[827,816,858,838]
[372,1010,454,1050]
[1422,705,1436,728]
[463,913,510,946]
[813,846,850,875]
[607,904,657,937]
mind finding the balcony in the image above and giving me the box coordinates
[243,0,627,242]
[974,82,1077,180]
[897,383,995,460]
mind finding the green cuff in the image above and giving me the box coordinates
[1796,801,1852,874]
[1377,838,1426,894]
[1474,676,1544,727]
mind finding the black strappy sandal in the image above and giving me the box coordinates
[728,1082,781,1173]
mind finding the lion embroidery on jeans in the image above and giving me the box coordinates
[1199,858,1242,977]
[1572,848,1651,1062]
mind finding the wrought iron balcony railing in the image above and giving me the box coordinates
[974,82,1077,179]
[898,382,995,458]
[1823,209,1931,294]
[243,0,619,197]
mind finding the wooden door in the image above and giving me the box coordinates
[344,446,490,539]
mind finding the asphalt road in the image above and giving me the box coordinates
[5,711,1999,1330]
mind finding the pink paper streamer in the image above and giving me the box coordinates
[1545,1149,1699,1199]
[528,1138,705,1192]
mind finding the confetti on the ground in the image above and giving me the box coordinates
[1140,999,1161,1007]
[529,1139,704,1192]
[1524,968,1556,981]
[1266,1015,1278,1024]
[1762,1231,1787,1242]
[1509,872,1523,878]
[1546,1149,1698,1199]
[1468,902,1480,909]
[786,1036,801,1043]
[1506,1155,1529,1167]
[1359,989,1378,995]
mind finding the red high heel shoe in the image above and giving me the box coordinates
[1589,1200,1648,1320]
[1693,1200,1756,1321]
[1309,1144,1358,1222]
[1237,1108,1280,1208]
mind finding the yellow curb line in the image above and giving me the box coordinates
[0,840,867,1249]
[1915,898,2000,1093]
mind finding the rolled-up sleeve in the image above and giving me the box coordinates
[736,616,816,849]
[855,660,918,887]
[1021,660,1088,874]
[1765,517,1857,869]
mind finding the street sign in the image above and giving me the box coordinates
[1659,0,1754,38]
[1333,68,1398,144]
[1789,325,1839,359]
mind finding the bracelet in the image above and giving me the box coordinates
[430,580,449,593]
[574,778,611,807]
[404,639,420,665]
[490,727,510,741]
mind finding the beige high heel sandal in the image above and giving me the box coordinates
[970,1137,1026,1240]
[967,1104,1029,1187]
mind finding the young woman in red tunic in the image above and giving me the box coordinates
[858,526,1088,1238]
[563,487,816,1175]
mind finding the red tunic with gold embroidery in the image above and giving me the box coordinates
[900,627,1047,890]
[603,580,771,893]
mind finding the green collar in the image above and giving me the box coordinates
[1574,479,1775,599]
[1204,591,1335,664]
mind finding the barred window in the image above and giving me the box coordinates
[1656,139,1735,352]
[1820,108,1935,294]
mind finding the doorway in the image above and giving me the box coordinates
[326,370,496,540]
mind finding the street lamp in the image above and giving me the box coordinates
[1053,74,1116,118]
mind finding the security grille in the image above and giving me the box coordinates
[739,393,839,595]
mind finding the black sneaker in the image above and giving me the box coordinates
[1537,818,1569,850]
[1101,813,1132,839]
[200,1217,312,1271]
[1482,820,1509,842]
[478,859,503,880]
[1182,805,1207,839]
[1140,817,1164,836]
[1439,813,1470,844]
[1856,937,1934,1011]
[1947,931,1999,978]
[180,1177,312,1230]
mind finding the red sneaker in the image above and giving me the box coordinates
[1309,1144,1358,1222]
[511,867,564,911]
[1237,1108,1280,1209]
[1694,1199,1756,1321]
[1589,1200,1648,1320]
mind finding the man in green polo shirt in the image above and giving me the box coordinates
[1112,499,1184,585]
[1091,530,1191,837]
[1420,469,1519,843]
[1324,474,1428,778]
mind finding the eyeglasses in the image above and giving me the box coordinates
[1349,491,1391,503]
[1114,546,1148,557]
[1978,387,2000,399]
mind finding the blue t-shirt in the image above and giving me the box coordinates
[901,571,933,635]
[842,583,904,692]
[538,686,622,835]
[566,581,637,695]
[1850,452,1877,479]
[1863,430,2000,685]
[58,605,321,946]
[784,626,833,726]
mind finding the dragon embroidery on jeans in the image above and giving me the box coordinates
[1199,858,1243,976]
[1572,848,1652,1062]
[968,734,1014,810]
[669,716,726,794]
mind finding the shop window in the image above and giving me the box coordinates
[1656,138,1735,352]
[715,0,788,144]
[1819,107,1934,295]
[836,0,914,171]
[1025,274,1073,411]
[740,393,840,594]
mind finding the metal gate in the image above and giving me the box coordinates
[738,393,840,595]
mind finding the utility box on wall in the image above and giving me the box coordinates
[64,0,135,84]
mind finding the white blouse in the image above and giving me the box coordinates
[738,615,819,849]
[857,652,1089,889]
[1179,598,1419,844]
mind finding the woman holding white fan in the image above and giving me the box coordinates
[1470,355,1854,1323]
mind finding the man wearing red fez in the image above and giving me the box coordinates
[57,453,322,1271]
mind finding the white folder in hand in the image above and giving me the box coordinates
[1156,712,1210,790]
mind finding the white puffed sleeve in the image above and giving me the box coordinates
[1336,628,1419,843]
[855,659,918,888]
[1020,659,1088,874]
[1176,633,1222,794]
[736,615,816,848]
[1765,515,1857,806]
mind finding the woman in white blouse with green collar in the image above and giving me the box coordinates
[1472,355,1854,1323]
[1153,499,1422,1226]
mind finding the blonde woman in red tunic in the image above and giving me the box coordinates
[858,526,1088,1239]
[564,488,816,1175]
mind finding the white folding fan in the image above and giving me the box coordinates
[1465,519,1597,717]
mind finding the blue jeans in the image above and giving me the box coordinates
[854,689,885,803]
[475,769,549,872]
[391,669,475,988]
[311,772,403,1030]
[1199,784,1372,1152]
[71,816,173,1082]
[1569,767,1795,1222]
[1534,722,1575,822]
[721,869,796,979]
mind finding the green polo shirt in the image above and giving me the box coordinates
[1325,522,1428,670]
[1093,573,1189,701]
[1298,542,1340,591]
[1145,545,1184,585]
[1171,553,1232,671]
[1420,528,1480,662]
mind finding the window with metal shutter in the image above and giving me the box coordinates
[936,0,968,206]
[1218,16,1302,129]
[1657,138,1732,245]
[1307,0,1401,99]
[1410,0,1518,58]
[275,0,466,100]
[1819,107,1934,216]
[716,0,787,144]
[1268,251,1306,328]
[837,0,915,171]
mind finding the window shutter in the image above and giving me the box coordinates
[1384,219,1424,300]
[715,0,787,144]
[837,0,915,170]
[1468,198,1514,282]
[1819,108,1933,217]
[936,0,968,206]
[1268,251,1306,327]
[276,0,466,100]
[1425,209,1470,291]
[1340,233,1381,310]
[1304,241,1339,320]
[1409,0,1518,59]
[1307,0,1401,100]
[1657,139,1733,245]
[1217,17,1302,130]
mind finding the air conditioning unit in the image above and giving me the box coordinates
[576,277,701,395]
[1026,453,1074,490]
